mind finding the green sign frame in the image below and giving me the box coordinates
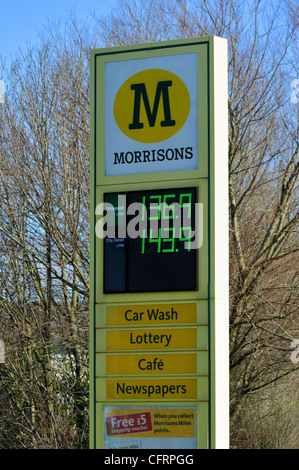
[90,36,229,449]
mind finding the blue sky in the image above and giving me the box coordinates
[0,0,116,64]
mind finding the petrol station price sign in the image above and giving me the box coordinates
[90,36,229,449]
[104,187,198,293]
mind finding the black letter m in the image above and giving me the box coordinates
[129,81,175,130]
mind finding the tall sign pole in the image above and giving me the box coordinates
[90,36,229,449]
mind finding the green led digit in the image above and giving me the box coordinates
[179,193,192,218]
[141,195,146,221]
[180,226,192,251]
[141,228,146,254]
[162,227,175,252]
[149,195,162,220]
[149,227,161,253]
[162,194,175,219]
[139,196,147,254]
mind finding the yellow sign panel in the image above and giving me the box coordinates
[106,378,197,400]
[106,303,197,326]
[106,328,197,351]
[106,353,197,375]
[105,407,196,439]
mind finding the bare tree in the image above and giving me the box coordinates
[0,0,297,448]
[0,17,93,448]
[95,0,298,448]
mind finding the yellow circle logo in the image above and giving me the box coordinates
[113,69,190,143]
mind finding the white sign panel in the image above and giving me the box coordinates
[105,53,198,176]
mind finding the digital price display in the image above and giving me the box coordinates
[104,188,198,293]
